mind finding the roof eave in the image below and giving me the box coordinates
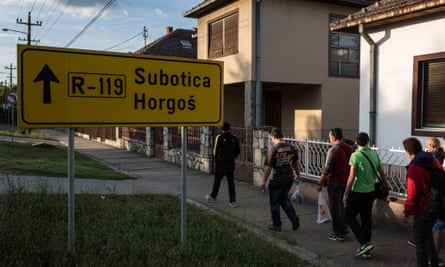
[331,1,445,31]
[183,0,237,18]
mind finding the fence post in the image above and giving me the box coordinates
[304,137,309,176]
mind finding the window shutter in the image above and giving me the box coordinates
[224,13,238,55]
[209,20,223,58]
[423,61,445,127]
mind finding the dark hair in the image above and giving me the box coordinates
[329,128,343,140]
[403,137,422,155]
[270,128,284,139]
[221,122,231,131]
[355,132,369,146]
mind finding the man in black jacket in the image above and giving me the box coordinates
[205,122,240,208]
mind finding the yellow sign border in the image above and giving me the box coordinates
[18,45,224,127]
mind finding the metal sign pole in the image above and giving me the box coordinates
[68,128,75,256]
[181,126,187,249]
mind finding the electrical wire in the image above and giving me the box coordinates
[65,0,117,48]
[104,31,142,51]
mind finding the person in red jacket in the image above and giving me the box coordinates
[402,137,442,267]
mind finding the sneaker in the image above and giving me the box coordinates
[328,233,344,241]
[359,252,372,259]
[205,194,216,203]
[268,224,281,232]
[355,243,374,257]
[228,202,237,208]
[407,239,416,247]
[438,257,444,267]
[292,217,300,231]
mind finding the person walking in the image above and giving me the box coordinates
[425,137,445,266]
[205,122,240,208]
[343,132,387,259]
[260,127,300,232]
[318,128,353,241]
[402,137,442,267]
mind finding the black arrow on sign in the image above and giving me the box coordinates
[34,64,59,104]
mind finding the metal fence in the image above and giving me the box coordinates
[284,137,409,197]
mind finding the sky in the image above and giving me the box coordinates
[0,0,202,86]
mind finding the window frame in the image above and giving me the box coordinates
[208,10,239,59]
[412,52,445,137]
[328,14,360,78]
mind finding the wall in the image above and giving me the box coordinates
[359,15,445,149]
[195,0,254,83]
[260,0,360,139]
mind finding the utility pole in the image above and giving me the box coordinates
[4,63,16,91]
[16,11,42,45]
[143,26,148,52]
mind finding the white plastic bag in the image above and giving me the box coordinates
[291,181,303,204]
[317,191,332,224]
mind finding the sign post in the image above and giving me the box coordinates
[18,45,223,255]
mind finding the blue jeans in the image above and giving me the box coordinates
[268,182,298,227]
[414,210,439,267]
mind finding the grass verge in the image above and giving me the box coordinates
[0,141,134,180]
[0,186,312,267]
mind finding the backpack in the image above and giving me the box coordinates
[426,168,445,218]
[215,133,240,161]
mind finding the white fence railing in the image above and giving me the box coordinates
[284,137,409,197]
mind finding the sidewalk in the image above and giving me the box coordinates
[1,129,419,266]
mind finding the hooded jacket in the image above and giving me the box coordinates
[404,151,442,216]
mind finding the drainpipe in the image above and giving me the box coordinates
[359,24,377,145]
[255,0,262,128]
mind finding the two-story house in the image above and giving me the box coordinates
[184,0,375,139]
[331,0,445,149]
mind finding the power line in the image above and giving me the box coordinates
[65,0,117,48]
[104,31,142,51]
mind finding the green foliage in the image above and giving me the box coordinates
[0,191,310,267]
[0,141,135,180]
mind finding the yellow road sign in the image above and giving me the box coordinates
[18,45,224,128]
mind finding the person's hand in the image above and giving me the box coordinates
[343,195,348,207]
[400,214,409,223]
[259,181,266,192]
[317,184,322,192]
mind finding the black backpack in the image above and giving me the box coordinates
[215,133,240,161]
[425,167,445,218]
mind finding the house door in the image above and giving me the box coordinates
[265,91,281,128]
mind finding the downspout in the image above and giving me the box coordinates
[255,0,262,127]
[359,24,377,145]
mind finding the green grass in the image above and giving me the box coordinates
[0,123,55,140]
[0,189,312,267]
[0,141,134,180]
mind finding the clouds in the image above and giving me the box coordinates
[155,8,167,18]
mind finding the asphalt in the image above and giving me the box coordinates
[0,129,422,266]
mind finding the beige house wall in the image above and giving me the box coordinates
[260,0,360,139]
[192,0,360,138]
[195,1,254,83]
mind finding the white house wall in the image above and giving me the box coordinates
[360,16,445,149]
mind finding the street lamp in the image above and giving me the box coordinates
[2,28,27,35]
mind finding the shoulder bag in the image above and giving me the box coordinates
[360,151,389,200]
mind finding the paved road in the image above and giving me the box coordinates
[0,130,420,266]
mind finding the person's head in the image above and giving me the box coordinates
[426,137,440,152]
[328,128,343,144]
[355,132,369,147]
[221,122,231,132]
[403,137,423,158]
[270,128,284,143]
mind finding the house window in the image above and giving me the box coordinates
[412,52,445,136]
[329,15,360,77]
[208,11,238,58]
